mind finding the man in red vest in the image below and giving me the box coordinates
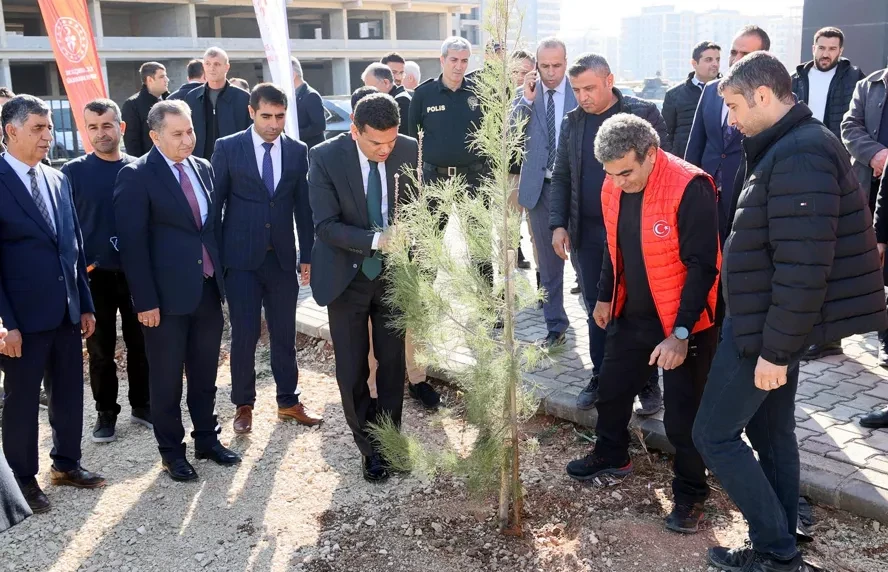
[564,113,720,535]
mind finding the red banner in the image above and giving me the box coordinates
[37,0,106,153]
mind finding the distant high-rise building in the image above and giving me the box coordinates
[482,0,561,48]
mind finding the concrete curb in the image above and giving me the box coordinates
[296,313,888,523]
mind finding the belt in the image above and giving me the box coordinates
[423,162,484,177]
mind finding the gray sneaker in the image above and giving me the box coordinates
[635,373,663,416]
[576,376,599,410]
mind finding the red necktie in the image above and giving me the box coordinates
[174,163,214,278]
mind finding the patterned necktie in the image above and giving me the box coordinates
[261,142,274,196]
[546,89,557,170]
[361,161,383,280]
[174,163,214,278]
[27,168,56,239]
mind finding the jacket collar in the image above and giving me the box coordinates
[197,80,231,102]
[797,58,852,78]
[743,103,813,165]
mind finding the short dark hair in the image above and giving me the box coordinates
[0,87,15,99]
[84,98,121,123]
[692,41,721,62]
[511,49,535,64]
[250,83,288,110]
[353,93,400,133]
[139,62,165,84]
[351,86,378,109]
[568,53,610,78]
[718,51,793,105]
[737,25,771,51]
[814,26,844,48]
[186,59,204,80]
[380,52,405,65]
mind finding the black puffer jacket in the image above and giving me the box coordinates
[791,58,865,141]
[549,89,666,244]
[661,72,705,157]
[724,103,887,365]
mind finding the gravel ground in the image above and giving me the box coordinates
[0,329,885,572]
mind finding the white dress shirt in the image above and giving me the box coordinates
[691,76,705,89]
[158,149,208,224]
[807,66,837,123]
[355,141,388,250]
[523,75,568,144]
[251,127,282,189]
[4,152,56,233]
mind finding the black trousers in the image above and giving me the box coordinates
[86,269,149,414]
[227,251,300,408]
[423,167,494,286]
[328,273,405,457]
[141,280,223,462]
[593,318,717,505]
[1,321,84,477]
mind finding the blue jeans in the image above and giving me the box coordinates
[692,318,801,560]
[571,224,607,376]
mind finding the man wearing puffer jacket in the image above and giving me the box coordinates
[693,52,887,572]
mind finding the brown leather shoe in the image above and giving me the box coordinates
[50,466,106,489]
[233,405,253,434]
[278,403,323,426]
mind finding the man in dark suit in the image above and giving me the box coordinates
[362,63,411,135]
[212,83,322,434]
[122,61,170,157]
[0,95,106,513]
[114,99,240,482]
[185,47,252,161]
[685,25,769,240]
[309,93,416,482]
[291,57,326,151]
[168,59,205,101]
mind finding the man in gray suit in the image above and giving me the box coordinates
[513,38,575,348]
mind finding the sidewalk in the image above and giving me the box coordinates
[295,258,888,524]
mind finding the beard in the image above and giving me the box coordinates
[815,57,839,72]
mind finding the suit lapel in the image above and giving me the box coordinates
[533,80,546,128]
[240,129,262,185]
[276,135,291,196]
[384,147,398,224]
[148,148,200,230]
[0,157,57,242]
[343,137,369,226]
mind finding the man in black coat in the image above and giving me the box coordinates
[308,93,416,482]
[184,47,252,160]
[121,61,169,157]
[791,27,864,144]
[693,53,886,572]
[114,100,241,482]
[362,62,411,135]
[549,53,666,414]
[661,41,720,157]
[291,57,326,151]
[168,59,205,101]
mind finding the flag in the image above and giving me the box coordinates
[37,0,106,153]
[252,0,299,140]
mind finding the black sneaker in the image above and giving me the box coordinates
[517,246,531,269]
[92,411,117,443]
[570,282,581,294]
[634,374,663,416]
[576,376,599,410]
[802,341,843,361]
[665,501,705,534]
[131,406,153,430]
[408,381,441,409]
[708,545,810,572]
[362,453,389,482]
[565,454,632,481]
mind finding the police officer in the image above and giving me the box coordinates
[407,36,492,285]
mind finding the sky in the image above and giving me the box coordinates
[561,0,804,34]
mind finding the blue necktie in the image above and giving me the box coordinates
[546,89,557,170]
[362,161,383,280]
[261,142,274,196]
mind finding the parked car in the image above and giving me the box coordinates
[323,97,351,139]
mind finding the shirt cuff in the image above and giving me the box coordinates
[521,96,532,106]
[371,232,381,251]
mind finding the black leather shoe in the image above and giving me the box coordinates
[195,443,241,466]
[50,466,106,488]
[665,501,705,534]
[860,407,888,429]
[408,380,441,409]
[540,331,566,349]
[362,453,389,482]
[517,246,531,269]
[803,341,844,361]
[162,458,199,482]
[576,376,599,410]
[17,477,50,513]
[708,544,811,572]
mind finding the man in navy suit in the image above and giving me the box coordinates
[212,83,322,434]
[0,95,106,513]
[114,99,241,482]
[685,25,770,241]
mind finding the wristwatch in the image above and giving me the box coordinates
[672,326,690,341]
